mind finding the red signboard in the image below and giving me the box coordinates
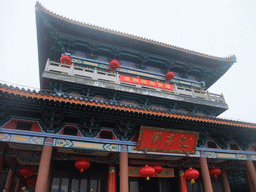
[119,75,174,91]
[137,126,199,154]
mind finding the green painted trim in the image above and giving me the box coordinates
[55,139,119,152]
[201,151,247,160]
[0,133,252,161]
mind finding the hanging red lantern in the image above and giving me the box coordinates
[140,165,155,180]
[184,168,200,184]
[209,167,221,178]
[151,164,163,176]
[60,55,72,65]
[20,167,34,178]
[165,71,175,80]
[26,176,37,186]
[75,159,90,173]
[109,60,120,70]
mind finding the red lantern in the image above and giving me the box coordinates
[75,159,90,173]
[165,71,175,80]
[26,176,37,186]
[140,165,155,180]
[20,167,34,178]
[109,60,120,70]
[184,168,199,184]
[209,167,221,178]
[60,55,72,65]
[151,164,163,176]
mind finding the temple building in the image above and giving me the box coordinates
[1,2,256,192]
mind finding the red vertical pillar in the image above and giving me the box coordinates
[4,169,15,192]
[200,157,213,192]
[221,169,231,192]
[108,167,116,192]
[35,138,53,192]
[244,169,254,192]
[120,145,128,192]
[245,160,256,191]
[179,170,188,192]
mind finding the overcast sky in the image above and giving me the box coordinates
[0,0,255,123]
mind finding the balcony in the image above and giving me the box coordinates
[42,60,228,110]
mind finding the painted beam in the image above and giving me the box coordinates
[1,129,256,161]
[0,132,44,145]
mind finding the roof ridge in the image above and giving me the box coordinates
[35,2,236,62]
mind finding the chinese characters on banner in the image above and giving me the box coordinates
[119,75,174,91]
[137,126,199,154]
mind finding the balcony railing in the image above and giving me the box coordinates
[44,60,226,103]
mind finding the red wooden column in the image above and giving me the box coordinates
[108,167,116,192]
[120,145,128,192]
[245,160,256,191]
[244,169,254,192]
[179,170,188,192]
[200,157,213,192]
[4,169,15,192]
[221,169,231,192]
[35,138,53,192]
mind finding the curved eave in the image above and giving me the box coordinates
[35,2,236,62]
[1,85,255,129]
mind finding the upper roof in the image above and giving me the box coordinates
[35,2,236,89]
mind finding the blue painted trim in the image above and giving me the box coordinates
[1,128,256,156]
[0,128,137,146]
[197,147,256,155]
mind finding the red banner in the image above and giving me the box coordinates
[137,126,199,154]
[119,75,174,91]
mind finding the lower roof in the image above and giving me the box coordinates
[1,83,255,129]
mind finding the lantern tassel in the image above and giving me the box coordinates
[146,177,150,180]
[214,175,218,178]
[191,179,195,184]
[80,169,84,173]
[155,173,158,176]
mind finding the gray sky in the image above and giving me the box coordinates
[0,0,255,123]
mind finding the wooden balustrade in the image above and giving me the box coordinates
[45,60,225,103]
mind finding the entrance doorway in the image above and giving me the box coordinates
[139,177,159,192]
[129,177,179,192]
